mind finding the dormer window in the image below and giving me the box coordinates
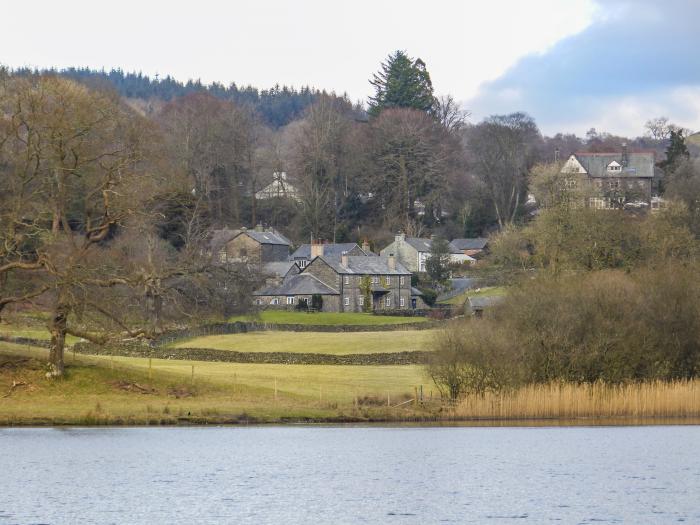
[607,161,622,172]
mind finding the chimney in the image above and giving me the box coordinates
[310,241,324,259]
[341,251,348,267]
[362,239,370,253]
[255,223,264,232]
[388,253,396,270]
[395,231,405,243]
[622,143,629,167]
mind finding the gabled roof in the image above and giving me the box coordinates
[310,255,411,275]
[291,243,360,260]
[410,287,423,296]
[402,237,462,254]
[262,261,298,278]
[238,230,290,246]
[254,273,339,296]
[209,228,240,252]
[571,151,655,178]
[450,238,489,251]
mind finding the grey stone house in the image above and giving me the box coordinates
[254,252,414,312]
[379,233,472,273]
[213,226,291,268]
[561,148,655,209]
[290,241,373,269]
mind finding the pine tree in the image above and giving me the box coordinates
[426,236,452,286]
[368,50,435,117]
[659,129,690,172]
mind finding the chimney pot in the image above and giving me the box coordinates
[388,253,396,270]
[395,232,405,243]
[362,239,370,253]
[341,251,348,267]
[310,241,324,259]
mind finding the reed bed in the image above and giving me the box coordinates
[454,380,700,419]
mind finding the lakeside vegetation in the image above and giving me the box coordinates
[171,330,436,354]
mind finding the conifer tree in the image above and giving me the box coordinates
[368,50,435,117]
[659,129,690,172]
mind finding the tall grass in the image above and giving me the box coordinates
[454,381,700,419]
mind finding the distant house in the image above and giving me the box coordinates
[561,148,655,209]
[254,252,413,312]
[255,172,300,202]
[450,238,489,259]
[214,226,291,267]
[290,241,374,268]
[379,233,474,273]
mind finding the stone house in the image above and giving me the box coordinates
[561,148,655,209]
[450,238,489,259]
[379,233,473,273]
[214,226,291,267]
[254,251,414,312]
[290,241,374,268]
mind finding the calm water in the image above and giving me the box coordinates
[1,425,699,524]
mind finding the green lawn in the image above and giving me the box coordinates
[0,343,432,424]
[228,310,427,326]
[0,324,80,344]
[171,330,437,355]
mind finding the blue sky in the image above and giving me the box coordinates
[468,0,700,136]
[2,0,698,137]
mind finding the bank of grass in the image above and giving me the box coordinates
[454,381,700,419]
[0,343,432,425]
[228,310,427,326]
[438,286,508,306]
[170,330,437,355]
[0,322,80,344]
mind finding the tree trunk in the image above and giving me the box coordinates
[47,304,68,378]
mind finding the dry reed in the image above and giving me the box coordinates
[454,380,700,419]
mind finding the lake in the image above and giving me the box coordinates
[1,425,698,524]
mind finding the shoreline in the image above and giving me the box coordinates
[3,414,700,428]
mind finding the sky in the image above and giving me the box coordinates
[2,0,698,137]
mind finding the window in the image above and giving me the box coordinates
[385,297,391,307]
[286,296,295,305]
[371,276,378,284]
[344,275,349,285]
[344,297,350,306]
[400,276,405,285]
[271,298,279,305]
[298,260,307,268]
[385,276,390,285]
[359,296,364,306]
[239,248,247,257]
[400,297,405,307]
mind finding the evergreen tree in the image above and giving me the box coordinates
[659,129,690,172]
[368,50,435,117]
[426,236,452,286]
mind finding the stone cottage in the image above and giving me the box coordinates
[379,233,473,273]
[214,226,291,268]
[254,252,414,312]
[290,241,374,268]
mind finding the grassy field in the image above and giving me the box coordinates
[228,310,427,325]
[171,330,437,354]
[439,286,508,306]
[0,343,432,425]
[0,323,80,344]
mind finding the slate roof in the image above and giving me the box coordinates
[450,238,489,251]
[403,237,462,254]
[240,230,290,246]
[291,243,360,260]
[468,296,504,310]
[314,255,411,275]
[410,287,423,296]
[262,261,298,278]
[254,273,339,296]
[574,152,655,178]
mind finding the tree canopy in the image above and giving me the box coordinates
[368,50,435,117]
